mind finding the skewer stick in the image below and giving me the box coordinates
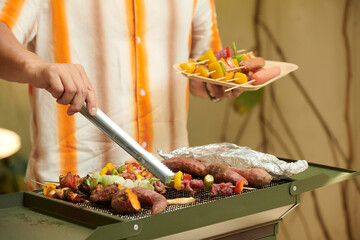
[224,80,255,92]
[208,70,216,75]
[31,179,45,186]
[237,49,247,53]
[189,59,209,65]
[176,70,187,74]
[44,180,59,184]
[227,66,245,71]
[187,72,200,77]
[89,172,95,174]
[226,78,239,82]
[215,76,226,81]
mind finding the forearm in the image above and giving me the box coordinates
[0,21,44,84]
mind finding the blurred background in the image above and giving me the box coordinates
[0,0,359,239]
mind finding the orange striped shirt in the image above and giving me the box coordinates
[0,0,222,189]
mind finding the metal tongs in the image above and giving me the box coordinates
[80,103,174,183]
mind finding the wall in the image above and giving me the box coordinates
[187,0,360,239]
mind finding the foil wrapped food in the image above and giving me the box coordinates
[159,143,308,180]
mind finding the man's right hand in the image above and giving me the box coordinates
[0,21,97,116]
[24,60,97,116]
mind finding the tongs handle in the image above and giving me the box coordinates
[80,103,174,183]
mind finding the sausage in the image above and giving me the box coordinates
[131,187,168,215]
[111,188,141,214]
[241,57,265,71]
[229,167,272,188]
[251,66,281,85]
[205,163,248,186]
[162,157,206,178]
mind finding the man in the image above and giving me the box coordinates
[0,0,241,189]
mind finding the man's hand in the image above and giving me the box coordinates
[24,60,97,116]
[0,21,97,116]
[205,83,243,99]
[189,79,243,100]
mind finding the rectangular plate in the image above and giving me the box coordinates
[173,60,298,91]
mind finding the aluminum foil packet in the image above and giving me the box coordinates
[158,143,308,180]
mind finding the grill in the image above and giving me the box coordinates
[66,180,290,221]
[0,159,359,240]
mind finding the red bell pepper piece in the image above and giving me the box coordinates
[234,179,247,194]
[182,173,192,181]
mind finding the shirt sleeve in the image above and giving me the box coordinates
[190,0,222,58]
[0,0,41,46]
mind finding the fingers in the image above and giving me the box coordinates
[43,63,97,116]
[206,83,244,100]
[78,65,97,116]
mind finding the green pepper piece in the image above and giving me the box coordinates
[232,55,243,63]
[219,62,226,75]
[149,177,158,183]
[204,174,214,191]
[112,169,117,175]
[117,165,124,173]
[232,41,237,56]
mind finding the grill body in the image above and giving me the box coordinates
[0,159,358,240]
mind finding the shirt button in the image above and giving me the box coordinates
[142,141,147,148]
[137,37,141,44]
[140,89,146,96]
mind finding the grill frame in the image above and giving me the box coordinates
[1,158,359,240]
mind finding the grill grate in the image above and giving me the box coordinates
[41,180,290,221]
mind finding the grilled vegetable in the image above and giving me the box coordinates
[203,174,214,191]
[43,183,56,196]
[174,171,183,190]
[234,179,247,194]
[111,188,141,214]
[131,187,168,215]
[100,162,115,176]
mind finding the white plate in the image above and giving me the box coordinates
[173,60,299,91]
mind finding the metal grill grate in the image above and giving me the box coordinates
[41,180,290,221]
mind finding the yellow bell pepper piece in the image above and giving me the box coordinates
[220,58,229,67]
[136,173,144,180]
[43,183,56,196]
[180,62,196,74]
[225,72,234,81]
[197,54,207,61]
[100,162,115,176]
[208,61,224,79]
[205,49,217,64]
[234,72,248,84]
[174,171,183,190]
[194,65,209,78]
[228,57,239,67]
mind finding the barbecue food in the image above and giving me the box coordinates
[162,157,206,178]
[47,187,87,203]
[205,163,248,186]
[241,57,265,71]
[181,179,204,196]
[90,183,122,205]
[111,188,141,214]
[210,183,233,196]
[152,180,166,194]
[59,172,82,190]
[252,67,281,85]
[229,167,272,188]
[131,187,168,215]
